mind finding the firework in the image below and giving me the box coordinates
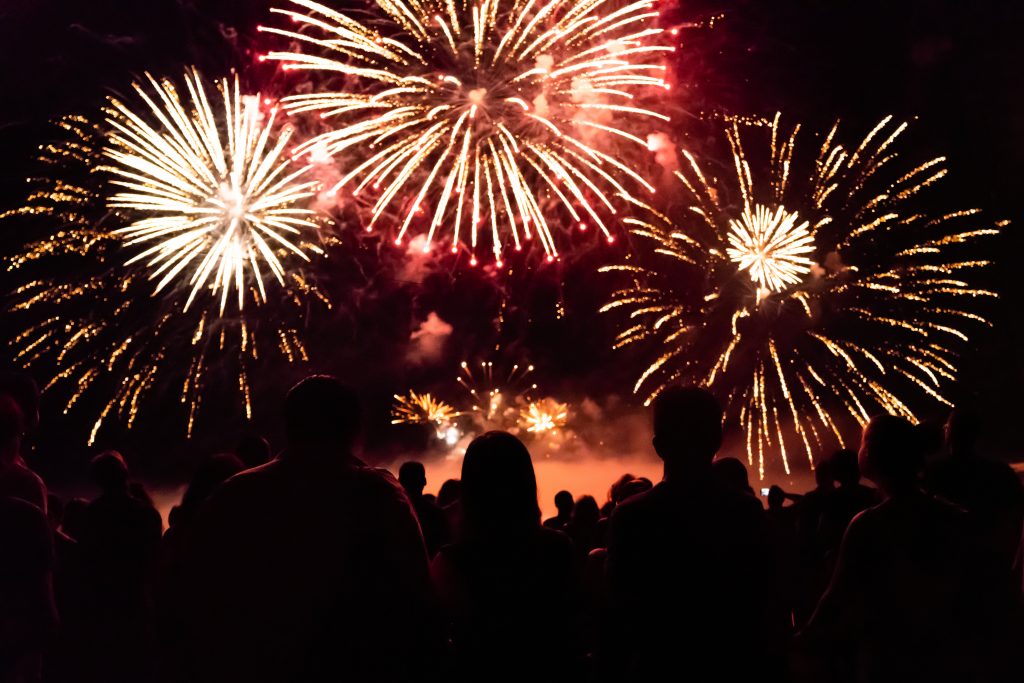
[105,69,321,313]
[457,359,537,422]
[4,71,329,443]
[602,115,999,476]
[260,0,672,263]
[391,390,460,425]
[520,397,569,433]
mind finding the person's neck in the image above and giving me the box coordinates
[663,460,713,484]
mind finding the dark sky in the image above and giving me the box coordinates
[2,0,1022,482]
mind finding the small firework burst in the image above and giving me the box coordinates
[519,397,569,433]
[391,390,461,425]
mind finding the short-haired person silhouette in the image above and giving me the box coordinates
[800,415,976,683]
[76,450,162,682]
[178,376,437,683]
[431,432,583,683]
[602,386,784,681]
[543,490,575,531]
[399,460,448,557]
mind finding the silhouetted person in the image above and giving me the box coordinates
[179,376,437,683]
[77,450,162,682]
[599,473,637,517]
[234,431,272,469]
[437,478,461,509]
[602,387,785,681]
[543,490,575,531]
[800,415,976,683]
[567,494,602,559]
[0,395,46,512]
[819,449,879,558]
[927,408,1024,589]
[431,432,583,683]
[794,458,836,625]
[0,397,56,682]
[926,408,1024,680]
[436,478,462,543]
[399,460,448,557]
[712,456,759,501]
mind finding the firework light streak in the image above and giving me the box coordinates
[601,115,1000,477]
[4,71,329,444]
[260,0,672,263]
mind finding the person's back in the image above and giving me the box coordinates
[431,432,582,683]
[399,460,448,557]
[180,377,436,683]
[801,415,976,683]
[820,449,879,556]
[80,452,162,612]
[603,387,781,681]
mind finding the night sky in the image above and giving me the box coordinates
[2,0,1022,486]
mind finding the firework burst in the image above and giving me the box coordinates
[4,71,329,443]
[520,397,569,433]
[602,115,1000,476]
[260,0,672,263]
[391,390,460,425]
[457,358,537,422]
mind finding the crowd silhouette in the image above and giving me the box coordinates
[1,372,1022,682]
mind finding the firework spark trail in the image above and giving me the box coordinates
[391,390,461,424]
[260,0,672,264]
[4,71,330,444]
[601,115,1000,477]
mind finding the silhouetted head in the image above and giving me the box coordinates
[713,457,753,496]
[608,473,636,507]
[0,394,23,463]
[554,490,574,517]
[621,477,653,501]
[0,371,39,434]
[859,414,922,495]
[90,450,129,494]
[398,461,427,497]
[437,478,461,508]
[945,408,982,459]
[767,485,785,510]
[831,449,861,488]
[235,431,272,469]
[652,386,722,474]
[178,453,245,523]
[813,458,834,489]
[572,494,600,527]
[460,431,540,539]
[284,375,360,456]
